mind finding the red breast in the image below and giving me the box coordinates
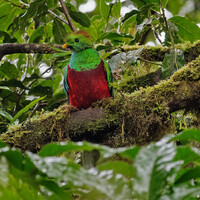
[67,59,110,109]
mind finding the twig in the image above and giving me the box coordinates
[153,28,163,44]
[139,56,162,65]
[19,1,69,26]
[29,102,47,118]
[48,9,68,24]
[59,0,77,32]
[160,0,174,49]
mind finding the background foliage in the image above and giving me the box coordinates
[1,129,200,199]
[0,0,200,199]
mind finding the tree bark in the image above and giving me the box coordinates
[0,43,64,60]
[1,55,200,152]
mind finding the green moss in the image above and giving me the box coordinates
[114,69,162,93]
[0,104,74,152]
[122,41,200,63]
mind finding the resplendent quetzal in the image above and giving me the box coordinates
[63,30,113,109]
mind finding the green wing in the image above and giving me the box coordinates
[63,65,69,98]
[103,60,113,96]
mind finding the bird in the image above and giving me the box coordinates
[63,30,113,109]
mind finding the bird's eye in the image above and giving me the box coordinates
[75,38,79,43]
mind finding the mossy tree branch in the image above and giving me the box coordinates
[1,55,200,152]
[0,40,200,62]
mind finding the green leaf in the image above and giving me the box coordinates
[169,16,200,43]
[28,152,132,200]
[69,11,91,27]
[39,141,113,158]
[0,3,21,31]
[119,146,140,160]
[175,167,200,184]
[0,157,9,188]
[39,180,73,200]
[174,146,200,166]
[0,62,18,79]
[162,50,185,79]
[162,0,168,8]
[130,0,146,9]
[0,149,24,170]
[111,0,121,19]
[144,0,160,5]
[47,89,66,109]
[100,0,111,21]
[11,96,46,123]
[164,183,200,200]
[98,161,135,178]
[29,85,53,96]
[171,129,200,144]
[0,86,11,91]
[52,74,62,92]
[39,141,138,160]
[133,136,182,200]
[0,79,27,89]
[122,15,137,32]
[122,10,138,23]
[29,26,45,43]
[0,108,13,121]
[53,19,67,44]
[22,73,41,85]
[19,0,46,29]
[0,31,17,43]
[47,0,55,8]
[136,4,154,24]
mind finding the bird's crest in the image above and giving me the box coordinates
[74,30,90,38]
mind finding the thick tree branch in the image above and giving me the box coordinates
[1,55,200,152]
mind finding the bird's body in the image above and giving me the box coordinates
[63,31,113,109]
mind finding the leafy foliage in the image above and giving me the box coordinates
[0,1,200,199]
[0,129,200,199]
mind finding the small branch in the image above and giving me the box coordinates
[59,0,77,32]
[153,28,163,44]
[48,9,69,24]
[0,43,64,61]
[19,1,68,25]
[139,56,162,65]
[161,0,174,49]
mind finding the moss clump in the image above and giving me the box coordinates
[1,104,75,152]
[114,69,162,93]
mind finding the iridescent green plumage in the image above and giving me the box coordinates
[69,48,101,70]
[63,31,113,108]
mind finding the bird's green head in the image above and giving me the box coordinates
[63,30,93,52]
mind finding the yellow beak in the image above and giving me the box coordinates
[62,44,67,49]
